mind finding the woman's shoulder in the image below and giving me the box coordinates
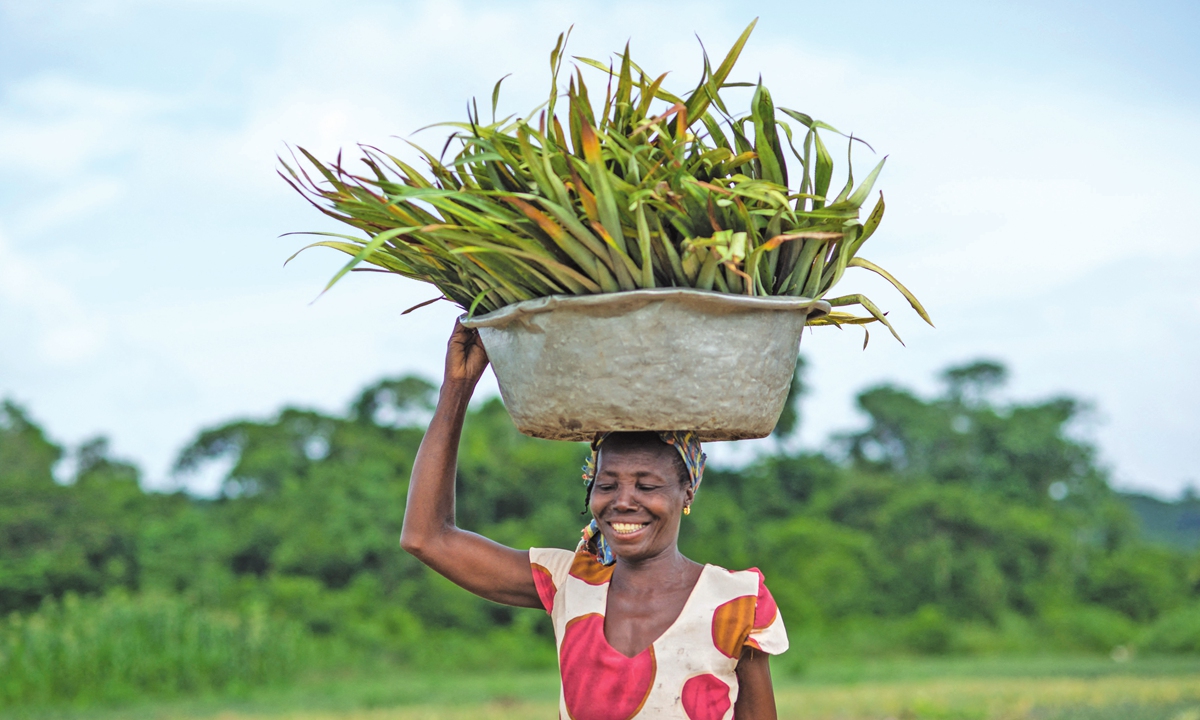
[529,546,575,568]
[704,563,775,597]
[530,547,612,579]
[529,547,578,588]
[529,547,613,615]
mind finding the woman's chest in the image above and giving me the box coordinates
[551,566,757,720]
[602,579,699,658]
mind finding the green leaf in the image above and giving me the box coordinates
[634,202,656,288]
[491,73,511,123]
[846,156,887,209]
[852,192,885,255]
[320,226,419,298]
[812,131,833,208]
[849,257,934,327]
[751,81,786,186]
[826,293,904,344]
[686,19,757,124]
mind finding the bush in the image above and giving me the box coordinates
[903,605,957,654]
[1084,546,1190,622]
[1039,605,1138,653]
[0,592,314,707]
[1139,602,1200,654]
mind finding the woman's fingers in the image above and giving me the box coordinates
[465,330,489,377]
[445,321,490,385]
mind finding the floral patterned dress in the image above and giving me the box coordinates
[530,548,789,720]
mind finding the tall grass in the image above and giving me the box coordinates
[0,592,314,707]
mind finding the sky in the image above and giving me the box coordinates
[0,0,1197,497]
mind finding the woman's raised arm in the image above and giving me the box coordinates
[399,321,542,609]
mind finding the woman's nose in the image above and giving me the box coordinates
[612,484,639,510]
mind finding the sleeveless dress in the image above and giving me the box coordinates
[529,548,789,720]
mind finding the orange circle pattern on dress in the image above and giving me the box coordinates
[569,550,616,586]
[710,595,756,659]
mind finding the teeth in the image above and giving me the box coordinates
[611,522,648,535]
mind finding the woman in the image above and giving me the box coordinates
[400,322,787,719]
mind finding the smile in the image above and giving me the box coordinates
[610,522,649,535]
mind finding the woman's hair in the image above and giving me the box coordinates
[599,432,691,485]
[582,432,690,510]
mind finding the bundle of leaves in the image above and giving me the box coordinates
[282,20,932,343]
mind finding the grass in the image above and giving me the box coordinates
[14,656,1200,720]
[0,593,313,707]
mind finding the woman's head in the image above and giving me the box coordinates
[581,431,706,565]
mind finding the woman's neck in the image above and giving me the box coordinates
[611,545,700,589]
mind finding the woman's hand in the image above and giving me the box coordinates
[444,320,489,389]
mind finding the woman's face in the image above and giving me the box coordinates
[589,444,692,562]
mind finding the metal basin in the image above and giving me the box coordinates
[461,289,830,442]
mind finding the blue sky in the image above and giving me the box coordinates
[1,0,1197,496]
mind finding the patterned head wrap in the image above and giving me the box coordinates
[577,431,707,566]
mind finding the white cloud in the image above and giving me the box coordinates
[0,229,110,365]
[14,176,126,235]
[0,76,175,178]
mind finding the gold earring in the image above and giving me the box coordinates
[683,505,691,516]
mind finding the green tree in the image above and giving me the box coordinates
[0,403,146,613]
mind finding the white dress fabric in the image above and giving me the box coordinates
[529,547,789,720]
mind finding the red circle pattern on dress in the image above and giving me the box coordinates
[681,674,732,720]
[559,613,656,720]
[532,563,558,613]
[748,568,778,629]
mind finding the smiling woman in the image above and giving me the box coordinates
[400,322,787,720]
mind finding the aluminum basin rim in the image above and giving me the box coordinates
[460,288,832,329]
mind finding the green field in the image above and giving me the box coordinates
[15,656,1200,720]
